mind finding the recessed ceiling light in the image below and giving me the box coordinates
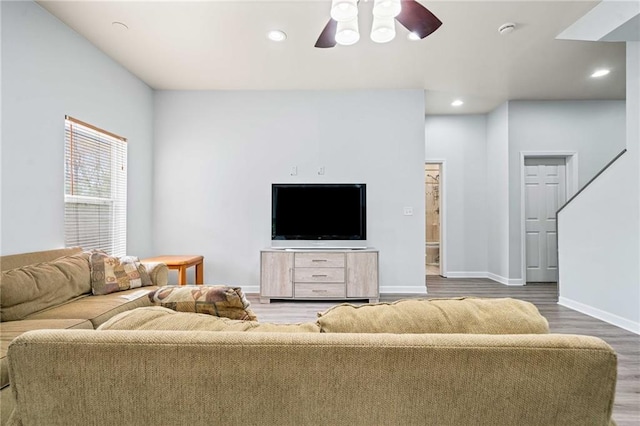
[267,30,287,42]
[591,69,610,78]
[407,32,420,41]
[451,99,464,107]
[112,21,129,31]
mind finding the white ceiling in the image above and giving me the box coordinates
[38,0,626,114]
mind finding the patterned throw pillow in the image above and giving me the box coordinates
[89,251,152,295]
[147,285,257,321]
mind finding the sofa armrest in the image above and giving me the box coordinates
[142,262,168,287]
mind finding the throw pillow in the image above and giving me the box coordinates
[316,297,550,334]
[89,251,152,296]
[147,285,257,321]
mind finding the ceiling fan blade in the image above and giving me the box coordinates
[315,18,338,48]
[396,0,442,39]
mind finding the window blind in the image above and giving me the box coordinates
[64,116,127,256]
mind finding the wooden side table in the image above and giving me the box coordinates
[142,255,204,285]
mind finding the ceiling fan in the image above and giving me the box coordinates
[315,0,442,48]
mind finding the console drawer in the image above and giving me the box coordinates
[294,267,345,283]
[295,252,345,268]
[295,283,345,298]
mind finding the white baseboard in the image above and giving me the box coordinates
[445,271,524,286]
[558,297,640,335]
[380,286,427,294]
[446,271,487,279]
[487,273,524,286]
[247,275,534,296]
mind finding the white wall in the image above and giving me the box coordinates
[0,1,155,257]
[425,115,487,277]
[0,0,3,256]
[558,42,640,333]
[508,101,626,281]
[485,103,511,283]
[425,101,625,284]
[153,90,426,292]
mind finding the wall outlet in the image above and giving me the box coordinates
[403,207,413,216]
[290,166,297,176]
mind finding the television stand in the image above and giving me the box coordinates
[259,248,379,304]
[280,247,367,251]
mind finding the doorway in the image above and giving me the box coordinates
[523,157,567,283]
[425,163,441,276]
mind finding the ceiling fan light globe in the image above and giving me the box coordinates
[336,30,360,45]
[331,0,358,22]
[371,15,396,43]
[335,18,360,45]
[373,0,401,18]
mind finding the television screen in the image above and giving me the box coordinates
[272,184,366,242]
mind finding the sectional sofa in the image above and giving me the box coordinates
[0,247,168,425]
[4,291,618,425]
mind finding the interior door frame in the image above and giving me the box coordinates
[425,160,446,277]
[519,152,578,284]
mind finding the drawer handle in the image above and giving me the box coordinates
[312,274,328,277]
[312,259,327,262]
[312,289,328,293]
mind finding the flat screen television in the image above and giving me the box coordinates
[271,183,367,249]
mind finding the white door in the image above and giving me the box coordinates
[524,157,566,282]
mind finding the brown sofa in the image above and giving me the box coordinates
[0,247,168,425]
[5,298,617,425]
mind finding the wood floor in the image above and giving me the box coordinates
[247,276,640,426]
[425,264,440,275]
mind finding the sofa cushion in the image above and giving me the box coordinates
[89,251,152,295]
[148,286,257,321]
[1,318,92,388]
[24,287,158,328]
[0,252,91,322]
[0,247,82,272]
[316,297,549,334]
[99,307,319,332]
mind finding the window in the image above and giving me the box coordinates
[64,116,127,256]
